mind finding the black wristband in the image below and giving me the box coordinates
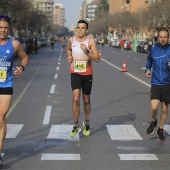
[19,65,25,71]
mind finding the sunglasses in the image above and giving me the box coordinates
[0,16,10,21]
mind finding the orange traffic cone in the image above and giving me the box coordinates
[122,61,127,72]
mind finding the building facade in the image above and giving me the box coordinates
[110,0,150,14]
[32,0,54,21]
[53,3,65,27]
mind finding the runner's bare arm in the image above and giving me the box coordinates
[67,37,73,62]
[13,40,29,68]
[12,40,29,75]
[87,38,100,62]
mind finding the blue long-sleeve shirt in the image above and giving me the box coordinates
[145,43,170,85]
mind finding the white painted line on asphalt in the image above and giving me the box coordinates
[50,84,56,93]
[106,125,143,141]
[43,106,52,125]
[134,58,139,60]
[58,62,60,65]
[118,154,158,160]
[59,58,61,61]
[116,146,148,151]
[141,67,146,70]
[47,125,79,141]
[127,56,131,58]
[56,67,59,70]
[41,154,80,160]
[163,125,170,135]
[6,124,23,138]
[101,58,151,87]
[1,153,4,157]
[54,73,58,79]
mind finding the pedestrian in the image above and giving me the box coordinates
[51,38,55,51]
[0,15,29,166]
[148,39,153,53]
[67,20,100,137]
[33,37,38,53]
[101,37,105,47]
[145,28,170,141]
[62,37,67,52]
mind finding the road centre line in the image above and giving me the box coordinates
[56,66,59,70]
[54,73,58,79]
[50,84,56,93]
[58,62,60,65]
[43,106,52,125]
[101,58,151,88]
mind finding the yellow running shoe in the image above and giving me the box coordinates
[83,121,90,136]
[70,126,81,137]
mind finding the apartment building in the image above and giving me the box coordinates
[110,0,150,14]
[53,3,65,27]
[32,0,54,21]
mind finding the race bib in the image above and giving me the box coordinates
[74,61,86,72]
[0,67,7,82]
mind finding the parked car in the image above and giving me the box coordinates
[38,37,48,47]
[124,40,132,50]
[95,38,102,45]
[138,41,148,53]
[112,39,118,47]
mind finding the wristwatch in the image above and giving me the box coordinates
[85,50,90,55]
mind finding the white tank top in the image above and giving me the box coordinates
[70,36,92,75]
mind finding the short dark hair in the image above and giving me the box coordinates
[0,15,10,24]
[158,28,169,37]
[77,20,88,29]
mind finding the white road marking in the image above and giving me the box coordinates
[134,58,139,60]
[163,125,170,135]
[43,106,52,125]
[59,58,61,61]
[101,58,151,87]
[54,73,58,79]
[6,124,23,138]
[41,153,80,160]
[106,125,143,141]
[141,67,146,70]
[58,62,60,65]
[118,154,158,160]
[56,67,59,70]
[47,125,79,141]
[50,84,56,93]
[116,146,148,151]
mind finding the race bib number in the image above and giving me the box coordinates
[0,67,7,82]
[74,61,86,72]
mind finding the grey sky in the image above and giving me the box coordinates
[54,0,84,28]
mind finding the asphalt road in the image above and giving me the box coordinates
[2,43,170,170]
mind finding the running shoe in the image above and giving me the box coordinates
[0,155,3,167]
[146,119,158,134]
[70,126,81,137]
[83,121,90,136]
[157,128,165,141]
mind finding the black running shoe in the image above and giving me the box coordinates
[146,119,158,134]
[157,128,165,141]
[0,155,3,167]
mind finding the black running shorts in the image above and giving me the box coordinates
[0,88,13,95]
[71,73,93,95]
[150,85,170,105]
